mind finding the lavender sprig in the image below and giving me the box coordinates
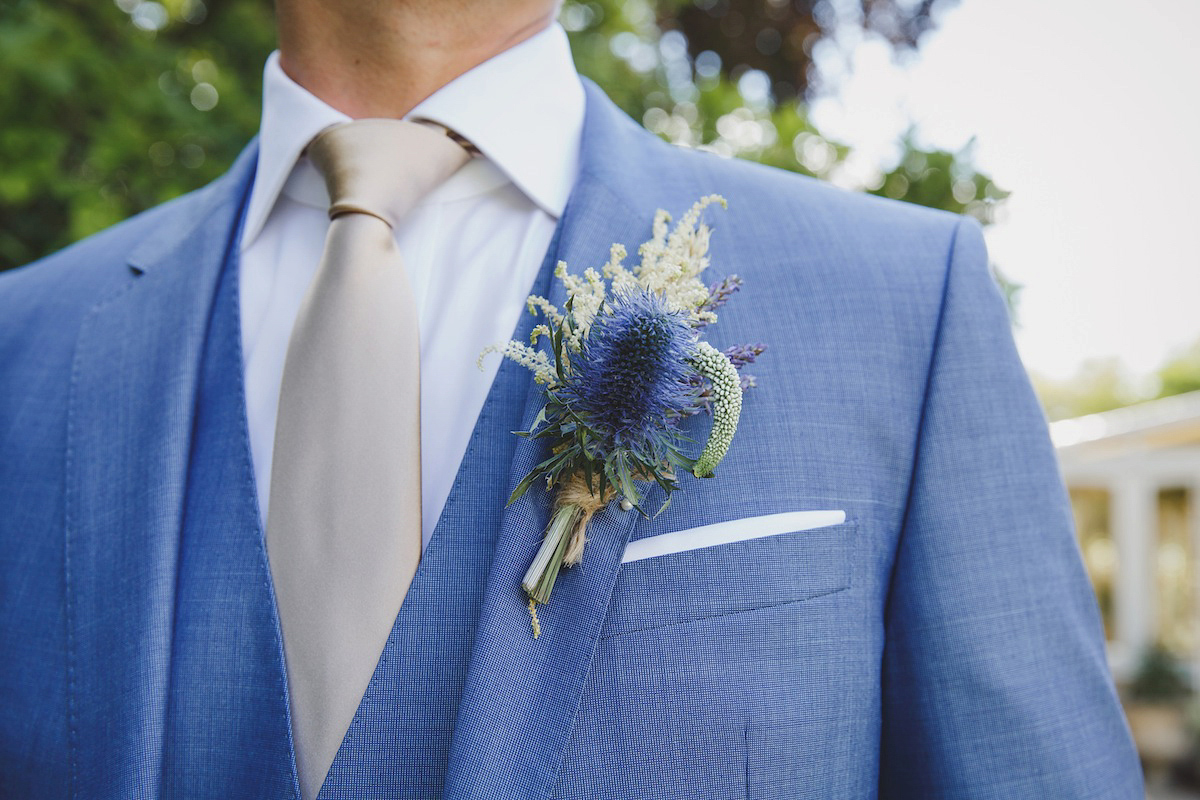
[723,342,766,369]
[695,275,743,327]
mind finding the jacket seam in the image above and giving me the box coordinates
[886,215,966,608]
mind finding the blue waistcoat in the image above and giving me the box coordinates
[164,195,561,798]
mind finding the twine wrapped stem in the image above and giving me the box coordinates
[521,474,613,636]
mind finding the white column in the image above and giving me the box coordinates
[1111,476,1157,664]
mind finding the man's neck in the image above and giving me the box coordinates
[276,2,557,120]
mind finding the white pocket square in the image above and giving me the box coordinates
[620,510,847,564]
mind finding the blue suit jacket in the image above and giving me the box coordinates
[0,81,1142,798]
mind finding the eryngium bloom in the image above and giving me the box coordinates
[565,288,698,450]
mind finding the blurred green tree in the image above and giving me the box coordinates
[0,0,273,269]
[1033,359,1143,422]
[0,0,1008,274]
[1032,340,1200,422]
[1155,339,1200,399]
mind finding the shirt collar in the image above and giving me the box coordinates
[241,22,584,251]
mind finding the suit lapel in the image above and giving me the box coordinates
[443,82,688,800]
[64,142,260,797]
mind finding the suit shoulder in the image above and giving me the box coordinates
[634,144,980,367]
[673,144,959,252]
[0,177,242,353]
[1,190,195,306]
[0,139,256,321]
[0,183,228,382]
[651,144,969,305]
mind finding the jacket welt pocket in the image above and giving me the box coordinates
[600,520,856,639]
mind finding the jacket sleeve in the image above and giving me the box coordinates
[878,216,1144,797]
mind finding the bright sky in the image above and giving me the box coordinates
[808,0,1200,381]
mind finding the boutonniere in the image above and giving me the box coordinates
[481,195,765,637]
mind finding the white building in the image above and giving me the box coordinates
[1052,391,1200,683]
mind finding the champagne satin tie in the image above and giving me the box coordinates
[266,119,471,800]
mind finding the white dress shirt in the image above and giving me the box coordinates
[240,24,585,548]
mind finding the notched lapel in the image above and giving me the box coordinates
[63,143,258,797]
[444,83,685,800]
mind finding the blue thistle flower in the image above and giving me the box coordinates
[565,288,697,451]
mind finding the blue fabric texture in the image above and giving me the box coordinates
[0,80,1142,798]
[164,204,297,798]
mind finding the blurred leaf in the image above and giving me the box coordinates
[0,0,274,269]
[1033,359,1143,422]
[1155,340,1200,399]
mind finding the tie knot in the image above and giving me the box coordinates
[306,119,472,228]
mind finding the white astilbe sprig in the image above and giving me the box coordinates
[554,262,608,351]
[483,195,727,382]
[477,340,557,386]
[633,194,724,324]
[601,243,637,296]
[525,295,563,327]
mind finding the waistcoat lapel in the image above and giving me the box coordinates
[444,81,685,800]
[63,142,258,797]
[160,198,296,798]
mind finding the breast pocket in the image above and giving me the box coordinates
[600,518,856,639]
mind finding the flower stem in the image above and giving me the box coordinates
[522,502,583,606]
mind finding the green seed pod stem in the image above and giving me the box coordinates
[690,341,742,478]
